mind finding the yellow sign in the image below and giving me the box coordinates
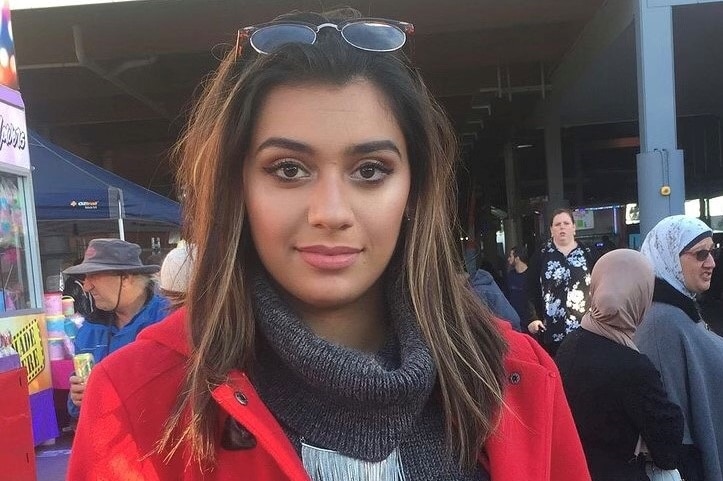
[11,318,45,382]
[0,313,51,394]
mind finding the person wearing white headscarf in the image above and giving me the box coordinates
[557,249,683,481]
[636,215,723,481]
[159,240,195,310]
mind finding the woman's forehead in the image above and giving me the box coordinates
[249,81,406,155]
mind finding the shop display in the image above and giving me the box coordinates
[0,76,57,446]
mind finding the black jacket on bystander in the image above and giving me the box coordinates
[556,329,683,481]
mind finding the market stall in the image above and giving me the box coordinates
[28,130,181,279]
[0,57,58,454]
[29,131,180,228]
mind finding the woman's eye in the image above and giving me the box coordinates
[352,162,391,182]
[267,161,309,181]
[281,165,300,177]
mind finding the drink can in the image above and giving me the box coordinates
[73,353,95,380]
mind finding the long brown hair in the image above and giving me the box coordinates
[160,8,507,470]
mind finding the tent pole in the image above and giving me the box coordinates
[118,197,125,240]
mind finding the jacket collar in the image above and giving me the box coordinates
[141,309,557,480]
[652,277,703,323]
[139,310,311,479]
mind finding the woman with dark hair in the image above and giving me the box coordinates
[529,208,596,356]
[68,9,590,481]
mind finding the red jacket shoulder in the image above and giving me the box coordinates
[497,319,555,369]
[94,311,189,402]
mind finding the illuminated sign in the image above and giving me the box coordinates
[0,95,29,169]
[573,209,594,230]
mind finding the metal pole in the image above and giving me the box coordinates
[118,197,125,240]
[635,0,685,238]
[504,143,522,249]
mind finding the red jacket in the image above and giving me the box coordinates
[68,309,591,481]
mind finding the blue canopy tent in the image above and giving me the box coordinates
[28,131,180,238]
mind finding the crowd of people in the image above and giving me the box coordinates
[53,7,722,481]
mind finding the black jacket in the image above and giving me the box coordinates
[62,276,94,318]
[556,329,683,481]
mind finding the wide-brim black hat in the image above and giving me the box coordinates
[63,238,160,275]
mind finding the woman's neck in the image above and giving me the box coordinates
[292,282,388,352]
[554,239,578,256]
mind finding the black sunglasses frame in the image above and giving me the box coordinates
[234,18,414,59]
[683,247,721,262]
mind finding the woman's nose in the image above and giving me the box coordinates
[307,175,353,230]
[703,254,716,268]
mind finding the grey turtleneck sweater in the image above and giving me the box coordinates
[249,274,488,481]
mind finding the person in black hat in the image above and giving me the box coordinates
[64,238,170,419]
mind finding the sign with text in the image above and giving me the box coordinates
[0,98,28,170]
[573,209,595,230]
[1,314,51,394]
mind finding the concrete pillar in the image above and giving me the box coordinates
[544,113,566,219]
[503,143,522,250]
[573,140,584,205]
[635,1,685,238]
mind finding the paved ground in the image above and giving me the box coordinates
[35,432,72,481]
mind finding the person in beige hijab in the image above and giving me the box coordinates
[556,249,683,481]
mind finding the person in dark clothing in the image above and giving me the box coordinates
[557,249,683,481]
[468,268,521,331]
[597,235,616,256]
[504,246,534,330]
[528,208,596,356]
[63,275,94,318]
[62,258,95,318]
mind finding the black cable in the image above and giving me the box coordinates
[105,274,124,358]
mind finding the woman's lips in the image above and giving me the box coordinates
[296,245,361,270]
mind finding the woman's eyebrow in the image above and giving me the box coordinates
[346,140,401,157]
[255,138,401,157]
[256,137,314,154]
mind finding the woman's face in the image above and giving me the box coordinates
[680,237,716,294]
[550,212,576,246]
[243,80,411,312]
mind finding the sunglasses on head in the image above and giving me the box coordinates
[235,18,414,59]
[683,247,720,262]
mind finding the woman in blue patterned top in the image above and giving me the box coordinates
[528,208,595,356]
